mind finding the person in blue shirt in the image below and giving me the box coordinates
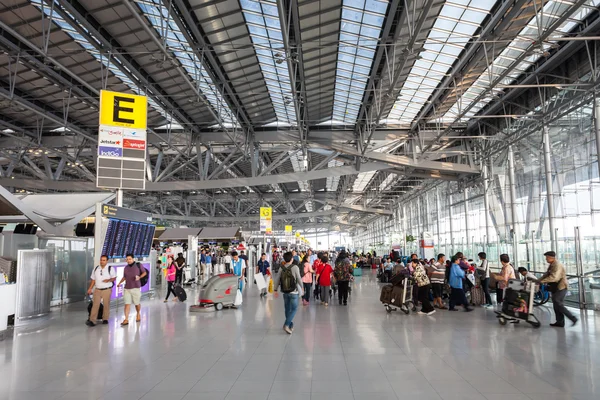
[448,255,473,312]
[308,249,318,266]
[256,253,270,298]
[231,251,246,292]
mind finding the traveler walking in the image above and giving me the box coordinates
[224,252,232,274]
[164,256,178,302]
[539,251,578,327]
[316,254,334,306]
[86,255,116,326]
[496,254,516,304]
[117,254,147,326]
[476,252,493,307]
[448,256,473,312]
[334,251,352,306]
[273,251,303,334]
[204,252,212,277]
[199,249,207,278]
[256,253,270,298]
[175,253,185,285]
[301,254,314,305]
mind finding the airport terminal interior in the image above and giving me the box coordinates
[1,0,600,399]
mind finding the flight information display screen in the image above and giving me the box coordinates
[101,218,155,259]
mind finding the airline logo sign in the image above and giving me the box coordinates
[123,139,146,150]
[97,90,147,190]
[98,146,123,158]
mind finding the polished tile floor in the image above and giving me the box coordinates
[0,271,598,400]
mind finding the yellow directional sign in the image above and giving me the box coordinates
[285,225,292,233]
[260,207,272,218]
[295,232,300,238]
[100,90,147,129]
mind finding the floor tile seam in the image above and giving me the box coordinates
[335,310,356,400]
[224,324,271,398]
[496,352,567,393]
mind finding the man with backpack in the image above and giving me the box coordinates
[86,255,116,326]
[273,251,303,334]
[117,254,148,326]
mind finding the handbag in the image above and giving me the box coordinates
[234,289,243,306]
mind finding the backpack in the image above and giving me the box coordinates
[94,265,114,288]
[280,264,297,293]
[136,262,149,287]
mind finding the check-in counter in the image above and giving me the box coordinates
[0,284,16,331]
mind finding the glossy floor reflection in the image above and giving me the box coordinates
[0,270,598,400]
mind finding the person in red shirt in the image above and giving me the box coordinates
[313,252,323,300]
[316,254,334,306]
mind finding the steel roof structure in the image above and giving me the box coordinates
[1,0,600,235]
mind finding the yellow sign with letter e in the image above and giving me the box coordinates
[100,90,147,129]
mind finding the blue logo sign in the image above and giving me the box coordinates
[98,146,123,158]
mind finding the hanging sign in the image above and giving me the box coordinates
[97,90,147,190]
[260,207,272,235]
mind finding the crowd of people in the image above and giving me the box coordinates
[374,250,577,327]
[84,246,577,332]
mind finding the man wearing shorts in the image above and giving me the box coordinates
[117,254,147,326]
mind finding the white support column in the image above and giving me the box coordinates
[482,163,491,252]
[448,185,454,255]
[542,126,557,251]
[464,189,470,252]
[116,189,123,207]
[595,96,600,185]
[507,146,519,266]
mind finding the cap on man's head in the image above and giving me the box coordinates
[544,251,556,257]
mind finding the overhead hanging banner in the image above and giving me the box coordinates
[97,90,147,190]
[260,207,272,235]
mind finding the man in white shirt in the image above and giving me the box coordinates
[86,255,116,327]
[224,252,232,274]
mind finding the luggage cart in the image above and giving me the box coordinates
[381,276,416,314]
[495,279,541,328]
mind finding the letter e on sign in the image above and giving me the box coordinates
[99,90,147,129]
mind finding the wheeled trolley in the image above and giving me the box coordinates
[495,279,541,328]
[380,275,416,314]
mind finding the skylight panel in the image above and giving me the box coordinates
[326,160,344,191]
[378,174,396,192]
[352,170,377,193]
[383,0,495,125]
[327,0,389,124]
[135,0,237,125]
[30,0,171,120]
[240,0,296,126]
[439,0,600,123]
[288,151,309,192]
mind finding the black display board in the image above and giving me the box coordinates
[101,218,155,258]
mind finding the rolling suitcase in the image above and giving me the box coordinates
[380,285,393,304]
[88,301,104,320]
[353,267,362,276]
[174,284,187,302]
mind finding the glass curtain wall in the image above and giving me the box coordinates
[351,96,600,310]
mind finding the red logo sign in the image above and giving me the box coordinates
[123,139,145,150]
